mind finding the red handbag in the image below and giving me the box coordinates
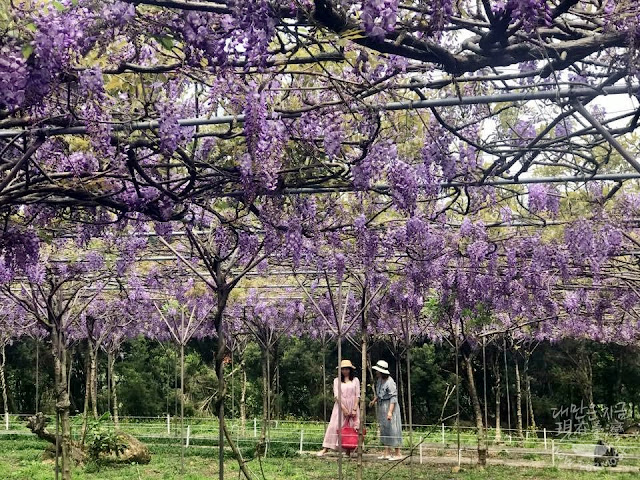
[340,416,361,451]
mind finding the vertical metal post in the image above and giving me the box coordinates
[35,340,39,413]
[299,429,304,454]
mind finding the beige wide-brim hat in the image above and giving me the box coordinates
[337,359,356,370]
[372,360,390,375]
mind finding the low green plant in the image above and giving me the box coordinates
[86,413,127,463]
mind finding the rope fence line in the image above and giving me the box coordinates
[3,414,640,469]
[3,413,640,439]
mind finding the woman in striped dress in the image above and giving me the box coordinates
[369,360,403,460]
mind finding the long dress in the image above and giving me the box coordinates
[322,377,361,449]
[376,377,403,447]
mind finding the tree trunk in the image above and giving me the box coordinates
[357,292,368,480]
[406,344,414,467]
[274,342,280,420]
[463,354,487,466]
[493,355,502,443]
[240,358,247,432]
[35,340,40,413]
[52,328,73,480]
[90,348,98,419]
[585,353,594,407]
[514,356,524,439]
[0,343,8,429]
[109,353,119,428]
[258,349,269,453]
[81,344,91,445]
[524,351,536,430]
[180,340,185,474]
[397,355,407,427]
[322,339,327,423]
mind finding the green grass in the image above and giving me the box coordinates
[1,436,640,480]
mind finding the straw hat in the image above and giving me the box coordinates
[337,359,356,370]
[372,360,390,375]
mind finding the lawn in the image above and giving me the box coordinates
[1,436,639,480]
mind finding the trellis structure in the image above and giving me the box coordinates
[4,1,640,480]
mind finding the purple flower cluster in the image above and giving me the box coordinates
[506,0,552,33]
[59,152,99,176]
[421,124,454,188]
[242,86,287,192]
[423,0,454,37]
[353,140,397,190]
[388,158,418,214]
[156,83,195,154]
[232,0,276,67]
[101,1,135,26]
[0,46,28,110]
[323,126,343,159]
[181,0,275,68]
[528,184,559,215]
[0,227,40,271]
[361,0,399,40]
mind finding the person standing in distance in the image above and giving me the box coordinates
[369,360,403,460]
[317,359,360,456]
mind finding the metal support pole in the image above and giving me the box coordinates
[573,100,640,174]
[2,85,637,139]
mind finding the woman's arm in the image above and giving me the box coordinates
[352,378,360,415]
[386,378,398,420]
[369,379,378,406]
[334,378,350,415]
[387,401,396,421]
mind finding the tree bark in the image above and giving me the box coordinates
[52,328,72,480]
[357,290,368,480]
[514,356,524,439]
[90,348,98,419]
[524,350,536,430]
[493,354,502,443]
[240,357,247,432]
[0,343,8,430]
[259,348,269,453]
[81,344,91,445]
[109,353,119,428]
[463,354,487,466]
[397,354,407,427]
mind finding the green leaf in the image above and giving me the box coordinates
[26,22,37,33]
[339,28,367,40]
[154,35,175,51]
[21,44,33,60]
[53,1,65,11]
